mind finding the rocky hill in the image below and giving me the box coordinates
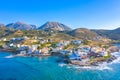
[48,33,76,41]
[92,27,120,40]
[38,22,71,31]
[0,27,14,38]
[6,22,37,30]
[68,28,99,40]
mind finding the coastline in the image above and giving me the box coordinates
[0,48,118,67]
[0,48,17,52]
[0,51,120,80]
[70,57,115,67]
[16,53,51,57]
[61,52,118,67]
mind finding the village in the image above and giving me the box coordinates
[0,36,119,66]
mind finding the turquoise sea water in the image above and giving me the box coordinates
[0,51,120,80]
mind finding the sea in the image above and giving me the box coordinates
[0,51,120,80]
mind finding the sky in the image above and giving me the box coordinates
[0,0,120,29]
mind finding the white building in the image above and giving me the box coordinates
[72,40,81,45]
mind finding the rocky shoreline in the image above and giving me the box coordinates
[63,55,118,67]
[0,46,119,67]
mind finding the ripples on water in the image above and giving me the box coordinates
[0,52,120,80]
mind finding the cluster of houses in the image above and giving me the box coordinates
[1,36,118,66]
[52,41,70,52]
[1,37,48,55]
[2,37,83,56]
[2,36,114,64]
[18,45,50,56]
[17,40,82,56]
[59,46,109,63]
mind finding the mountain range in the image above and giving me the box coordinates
[6,22,37,30]
[0,21,120,40]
